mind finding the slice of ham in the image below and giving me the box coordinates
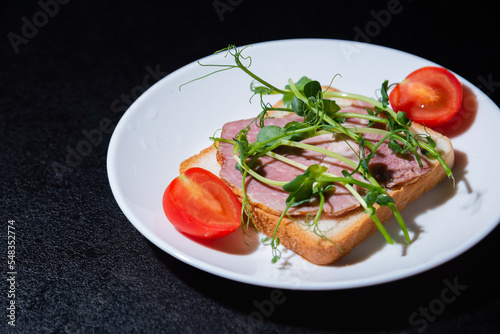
[218,106,430,218]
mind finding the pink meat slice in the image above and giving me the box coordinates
[218,108,430,217]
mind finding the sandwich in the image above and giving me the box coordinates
[166,46,456,265]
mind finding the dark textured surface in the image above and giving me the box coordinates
[2,0,500,333]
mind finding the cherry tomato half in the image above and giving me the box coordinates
[389,66,462,127]
[163,167,242,239]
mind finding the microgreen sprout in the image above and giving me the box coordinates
[187,45,454,263]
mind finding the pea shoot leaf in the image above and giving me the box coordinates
[388,138,404,154]
[234,128,251,172]
[380,80,390,108]
[365,188,395,209]
[283,76,313,107]
[256,125,282,142]
[323,99,341,118]
[235,127,250,156]
[396,111,411,127]
[285,76,313,92]
[292,97,305,116]
[255,121,315,149]
[283,165,331,207]
[283,121,315,141]
[303,80,322,99]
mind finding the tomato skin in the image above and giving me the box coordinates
[389,66,462,127]
[163,167,242,239]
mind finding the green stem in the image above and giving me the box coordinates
[234,54,289,95]
[323,90,401,125]
[418,141,453,180]
[281,140,358,169]
[287,79,369,148]
[233,151,287,187]
[333,112,388,124]
[221,134,406,245]
[245,124,318,156]
[389,202,410,243]
[266,150,393,244]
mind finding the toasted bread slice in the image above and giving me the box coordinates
[179,113,454,265]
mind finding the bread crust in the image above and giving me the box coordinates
[179,117,454,265]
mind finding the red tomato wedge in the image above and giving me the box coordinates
[389,66,463,127]
[163,167,242,239]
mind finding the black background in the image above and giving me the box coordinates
[2,0,500,333]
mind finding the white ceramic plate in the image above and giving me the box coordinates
[107,39,500,290]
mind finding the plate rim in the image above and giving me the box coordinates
[107,38,500,290]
